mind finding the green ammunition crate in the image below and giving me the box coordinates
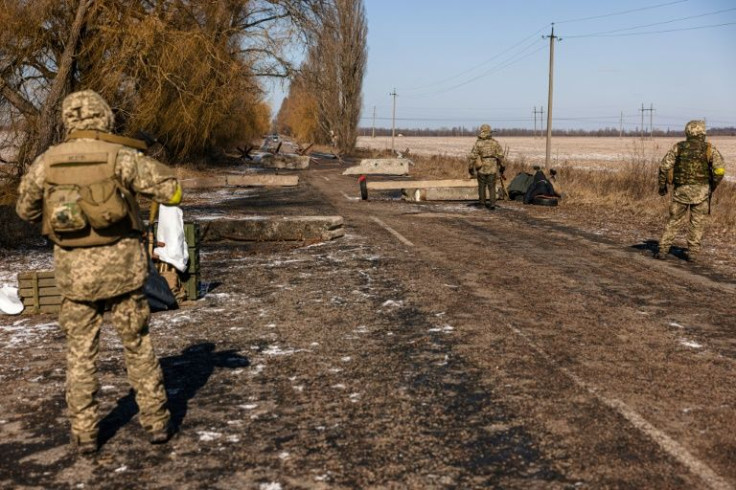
[17,270,61,315]
[183,222,201,300]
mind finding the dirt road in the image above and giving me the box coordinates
[1,161,735,489]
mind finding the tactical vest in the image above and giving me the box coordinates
[42,138,144,247]
[673,139,711,187]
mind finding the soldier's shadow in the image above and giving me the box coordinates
[631,239,688,260]
[98,342,250,445]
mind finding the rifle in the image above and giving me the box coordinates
[707,142,714,215]
[498,146,510,200]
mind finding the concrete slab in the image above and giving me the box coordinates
[256,153,310,170]
[403,187,479,201]
[182,175,299,189]
[343,158,410,176]
[199,216,344,242]
[366,179,476,190]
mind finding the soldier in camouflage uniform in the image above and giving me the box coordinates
[655,120,726,262]
[468,124,505,209]
[16,90,182,454]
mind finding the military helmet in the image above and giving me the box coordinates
[479,123,492,138]
[61,90,114,134]
[684,120,706,138]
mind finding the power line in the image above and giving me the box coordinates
[566,7,736,38]
[568,21,736,38]
[406,42,547,98]
[555,0,689,25]
[403,25,548,92]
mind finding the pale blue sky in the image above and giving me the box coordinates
[356,0,736,131]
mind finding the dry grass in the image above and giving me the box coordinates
[372,136,736,239]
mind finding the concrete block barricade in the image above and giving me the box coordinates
[254,153,310,170]
[199,216,345,243]
[403,187,478,202]
[181,175,299,189]
[363,178,478,201]
[343,158,411,176]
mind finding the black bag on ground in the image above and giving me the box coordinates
[508,172,534,201]
[524,170,558,205]
[143,259,178,312]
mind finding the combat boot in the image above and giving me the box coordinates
[684,251,699,263]
[148,422,175,445]
[72,434,98,455]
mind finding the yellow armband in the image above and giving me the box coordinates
[713,167,725,176]
[167,183,183,205]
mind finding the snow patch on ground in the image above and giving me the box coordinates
[197,431,222,442]
[1,320,58,348]
[679,339,702,349]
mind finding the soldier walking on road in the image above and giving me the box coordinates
[654,120,726,262]
[468,124,505,210]
[16,90,183,454]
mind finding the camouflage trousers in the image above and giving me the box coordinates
[58,289,169,444]
[658,199,709,255]
[477,173,497,207]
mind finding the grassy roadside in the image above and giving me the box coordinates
[365,147,736,241]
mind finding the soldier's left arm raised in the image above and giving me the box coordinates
[118,148,182,205]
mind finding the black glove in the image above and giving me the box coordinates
[469,169,476,178]
[658,184,668,196]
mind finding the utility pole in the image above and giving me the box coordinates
[390,88,398,152]
[540,107,545,136]
[544,25,560,168]
[619,111,623,138]
[640,103,654,139]
[532,107,545,138]
[649,103,654,139]
[372,106,376,138]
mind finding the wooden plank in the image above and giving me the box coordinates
[19,278,57,288]
[18,270,55,280]
[20,286,61,297]
[22,296,62,306]
[366,179,476,191]
[22,304,60,315]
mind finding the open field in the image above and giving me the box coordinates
[357,136,736,173]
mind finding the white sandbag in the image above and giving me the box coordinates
[0,285,24,315]
[153,205,189,272]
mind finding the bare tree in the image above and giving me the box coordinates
[0,0,327,176]
[300,0,367,154]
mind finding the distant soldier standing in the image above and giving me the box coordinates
[16,90,182,453]
[655,120,726,261]
[468,124,505,209]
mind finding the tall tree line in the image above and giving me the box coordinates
[276,0,367,154]
[0,0,330,175]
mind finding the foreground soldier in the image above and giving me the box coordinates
[468,124,505,210]
[655,120,726,262]
[16,90,182,453]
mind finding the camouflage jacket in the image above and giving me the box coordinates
[468,137,504,175]
[16,141,180,301]
[658,139,726,205]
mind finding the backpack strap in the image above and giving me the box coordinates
[67,130,148,151]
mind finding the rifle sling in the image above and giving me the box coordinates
[67,130,148,151]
